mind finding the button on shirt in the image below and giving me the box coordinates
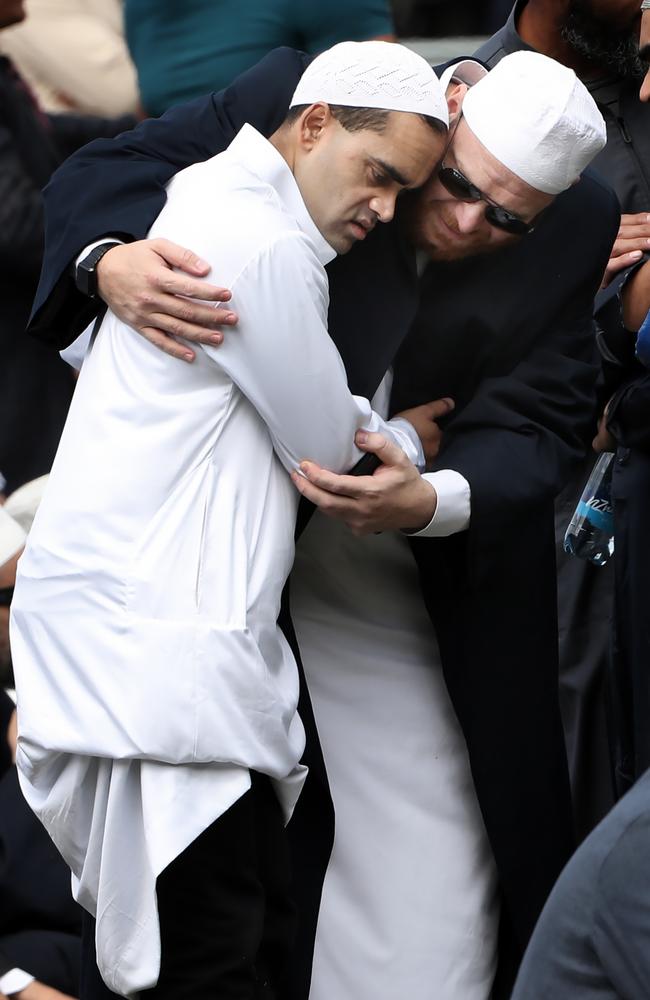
[11,124,421,995]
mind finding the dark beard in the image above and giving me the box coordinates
[561,2,646,79]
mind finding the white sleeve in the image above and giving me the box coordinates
[409,469,471,537]
[200,232,421,475]
[0,969,35,996]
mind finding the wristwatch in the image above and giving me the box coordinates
[75,241,121,298]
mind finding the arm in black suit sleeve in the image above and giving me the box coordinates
[432,308,600,531]
[48,111,137,162]
[28,46,309,349]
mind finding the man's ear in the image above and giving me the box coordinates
[299,103,331,149]
[446,82,469,124]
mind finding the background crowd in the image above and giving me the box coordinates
[1,2,649,999]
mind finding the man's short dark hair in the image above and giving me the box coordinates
[284,103,446,136]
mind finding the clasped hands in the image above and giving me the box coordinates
[291,397,454,535]
[96,239,453,534]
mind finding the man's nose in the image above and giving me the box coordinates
[369,192,397,224]
[454,200,487,234]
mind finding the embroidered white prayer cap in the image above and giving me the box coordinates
[439,58,487,94]
[289,41,449,128]
[0,475,48,566]
[461,50,606,195]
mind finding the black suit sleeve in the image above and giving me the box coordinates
[48,111,137,162]
[431,309,600,532]
[28,46,309,349]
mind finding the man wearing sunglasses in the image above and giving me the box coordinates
[24,50,614,1000]
[474,0,650,839]
[437,158,537,236]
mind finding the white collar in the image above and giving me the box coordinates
[228,124,337,268]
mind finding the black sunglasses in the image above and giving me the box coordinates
[438,163,535,236]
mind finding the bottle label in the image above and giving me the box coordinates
[576,498,614,534]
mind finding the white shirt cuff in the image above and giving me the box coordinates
[409,469,471,537]
[387,416,426,471]
[0,968,35,995]
[75,237,124,270]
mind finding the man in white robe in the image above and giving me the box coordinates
[10,41,449,1000]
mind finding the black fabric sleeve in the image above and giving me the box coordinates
[431,309,601,535]
[28,46,309,348]
[0,931,81,996]
[606,372,650,451]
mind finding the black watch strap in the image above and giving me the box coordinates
[75,241,121,298]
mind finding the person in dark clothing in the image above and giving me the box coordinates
[0,0,135,496]
[593,2,650,788]
[0,689,82,1000]
[474,0,650,834]
[510,765,650,999]
[596,303,650,793]
[23,50,618,1000]
[595,8,650,800]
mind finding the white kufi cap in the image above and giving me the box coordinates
[462,51,606,195]
[290,41,449,128]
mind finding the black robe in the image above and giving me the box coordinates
[27,46,619,998]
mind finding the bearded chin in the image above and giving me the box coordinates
[561,3,646,79]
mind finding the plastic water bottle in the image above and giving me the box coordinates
[564,453,615,567]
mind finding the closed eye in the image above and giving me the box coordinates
[370,168,390,186]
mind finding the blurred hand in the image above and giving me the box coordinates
[600,213,650,288]
[15,982,77,1000]
[291,430,437,535]
[96,239,238,361]
[592,401,616,453]
[396,397,454,467]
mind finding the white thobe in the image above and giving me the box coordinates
[292,375,500,1000]
[10,124,421,996]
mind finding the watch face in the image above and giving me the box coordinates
[77,258,98,298]
[76,243,118,298]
